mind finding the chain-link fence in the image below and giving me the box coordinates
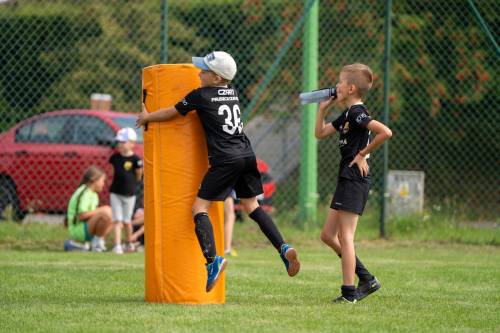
[388,0,499,221]
[0,0,498,225]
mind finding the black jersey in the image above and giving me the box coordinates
[109,153,143,196]
[175,86,254,164]
[331,104,372,182]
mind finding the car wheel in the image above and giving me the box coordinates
[0,176,26,222]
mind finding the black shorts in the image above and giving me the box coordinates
[330,178,370,215]
[198,155,263,201]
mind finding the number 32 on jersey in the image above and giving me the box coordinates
[218,104,243,135]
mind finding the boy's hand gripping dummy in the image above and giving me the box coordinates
[142,65,225,304]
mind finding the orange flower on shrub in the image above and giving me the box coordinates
[437,83,446,97]
[455,95,466,104]
[456,72,465,81]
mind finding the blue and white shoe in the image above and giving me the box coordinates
[279,244,300,277]
[63,239,89,252]
[206,256,227,292]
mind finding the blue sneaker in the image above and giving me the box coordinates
[206,256,227,292]
[279,244,300,277]
[64,240,89,252]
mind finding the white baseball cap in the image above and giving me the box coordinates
[192,51,237,81]
[115,127,137,142]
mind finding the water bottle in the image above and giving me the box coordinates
[299,88,337,105]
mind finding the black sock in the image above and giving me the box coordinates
[194,212,216,264]
[248,206,284,252]
[355,256,374,282]
[341,285,357,301]
[337,254,374,283]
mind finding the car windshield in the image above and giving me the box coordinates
[111,117,143,143]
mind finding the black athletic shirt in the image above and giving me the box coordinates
[331,104,372,182]
[109,153,143,196]
[175,86,254,164]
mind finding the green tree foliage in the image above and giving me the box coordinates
[0,14,100,125]
[0,0,497,218]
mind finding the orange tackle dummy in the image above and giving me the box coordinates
[142,64,225,304]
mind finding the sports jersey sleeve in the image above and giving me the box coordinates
[133,155,143,170]
[79,190,98,215]
[174,89,203,116]
[331,113,345,131]
[349,105,372,128]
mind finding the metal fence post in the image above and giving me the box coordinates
[467,0,500,56]
[160,0,168,63]
[299,0,318,226]
[380,0,392,238]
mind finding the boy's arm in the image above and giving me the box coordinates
[358,120,392,157]
[108,157,114,177]
[135,157,143,182]
[136,103,178,128]
[135,167,143,182]
[315,98,337,139]
[349,120,392,175]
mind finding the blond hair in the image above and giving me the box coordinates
[79,165,105,186]
[341,63,373,98]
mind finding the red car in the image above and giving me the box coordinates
[0,109,143,220]
[0,109,275,221]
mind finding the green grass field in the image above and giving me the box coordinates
[1,220,499,333]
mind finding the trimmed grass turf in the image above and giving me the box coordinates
[1,239,499,332]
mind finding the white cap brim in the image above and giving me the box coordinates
[192,57,210,71]
[115,134,126,142]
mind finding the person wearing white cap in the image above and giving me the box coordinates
[137,51,300,293]
[109,127,143,254]
[191,51,237,81]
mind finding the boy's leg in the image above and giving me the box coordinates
[113,223,122,245]
[223,196,236,255]
[122,196,136,250]
[241,197,300,277]
[241,197,284,251]
[193,197,227,292]
[110,194,124,248]
[124,223,133,243]
[192,197,217,264]
[123,223,135,252]
[322,209,373,282]
[338,210,358,285]
[337,210,358,301]
[330,179,380,302]
[112,223,124,254]
[320,208,342,254]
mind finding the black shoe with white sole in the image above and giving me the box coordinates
[332,295,357,304]
[356,276,381,301]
